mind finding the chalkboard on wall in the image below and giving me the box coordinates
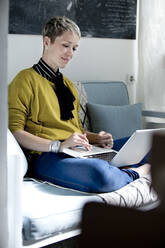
[9,0,137,39]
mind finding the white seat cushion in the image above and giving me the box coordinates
[22,179,104,242]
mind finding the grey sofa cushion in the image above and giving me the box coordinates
[87,103,142,140]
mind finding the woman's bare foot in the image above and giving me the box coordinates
[130,163,151,177]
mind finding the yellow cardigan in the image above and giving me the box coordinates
[8,67,83,142]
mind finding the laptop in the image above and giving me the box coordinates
[63,128,165,167]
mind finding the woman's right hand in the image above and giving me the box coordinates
[60,132,91,152]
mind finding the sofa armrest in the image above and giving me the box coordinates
[7,130,28,248]
[142,110,165,119]
[8,154,24,248]
[142,110,165,129]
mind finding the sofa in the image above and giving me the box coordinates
[7,81,164,248]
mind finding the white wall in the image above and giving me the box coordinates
[8,35,138,103]
[137,0,165,113]
[8,34,138,81]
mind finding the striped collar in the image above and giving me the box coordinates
[33,58,60,82]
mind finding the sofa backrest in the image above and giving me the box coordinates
[82,81,129,106]
[77,81,142,140]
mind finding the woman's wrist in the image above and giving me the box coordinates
[49,140,61,153]
[85,131,98,144]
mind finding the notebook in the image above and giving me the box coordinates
[63,128,165,167]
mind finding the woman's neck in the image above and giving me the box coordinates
[41,56,58,73]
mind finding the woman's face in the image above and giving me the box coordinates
[42,30,80,72]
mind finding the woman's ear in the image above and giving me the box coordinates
[43,36,50,50]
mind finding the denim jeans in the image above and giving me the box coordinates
[27,137,146,193]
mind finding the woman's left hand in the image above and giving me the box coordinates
[96,131,113,148]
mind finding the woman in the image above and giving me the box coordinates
[8,16,150,193]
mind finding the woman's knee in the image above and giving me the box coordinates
[86,159,118,192]
[88,160,134,193]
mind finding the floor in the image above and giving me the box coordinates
[44,236,81,248]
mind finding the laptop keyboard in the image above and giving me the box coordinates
[84,151,117,162]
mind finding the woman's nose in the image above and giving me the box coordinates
[67,48,74,57]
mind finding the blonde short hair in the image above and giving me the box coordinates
[42,16,81,43]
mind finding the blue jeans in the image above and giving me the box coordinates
[27,137,146,193]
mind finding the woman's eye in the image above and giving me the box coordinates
[62,44,77,52]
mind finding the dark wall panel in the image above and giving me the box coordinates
[9,0,137,39]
